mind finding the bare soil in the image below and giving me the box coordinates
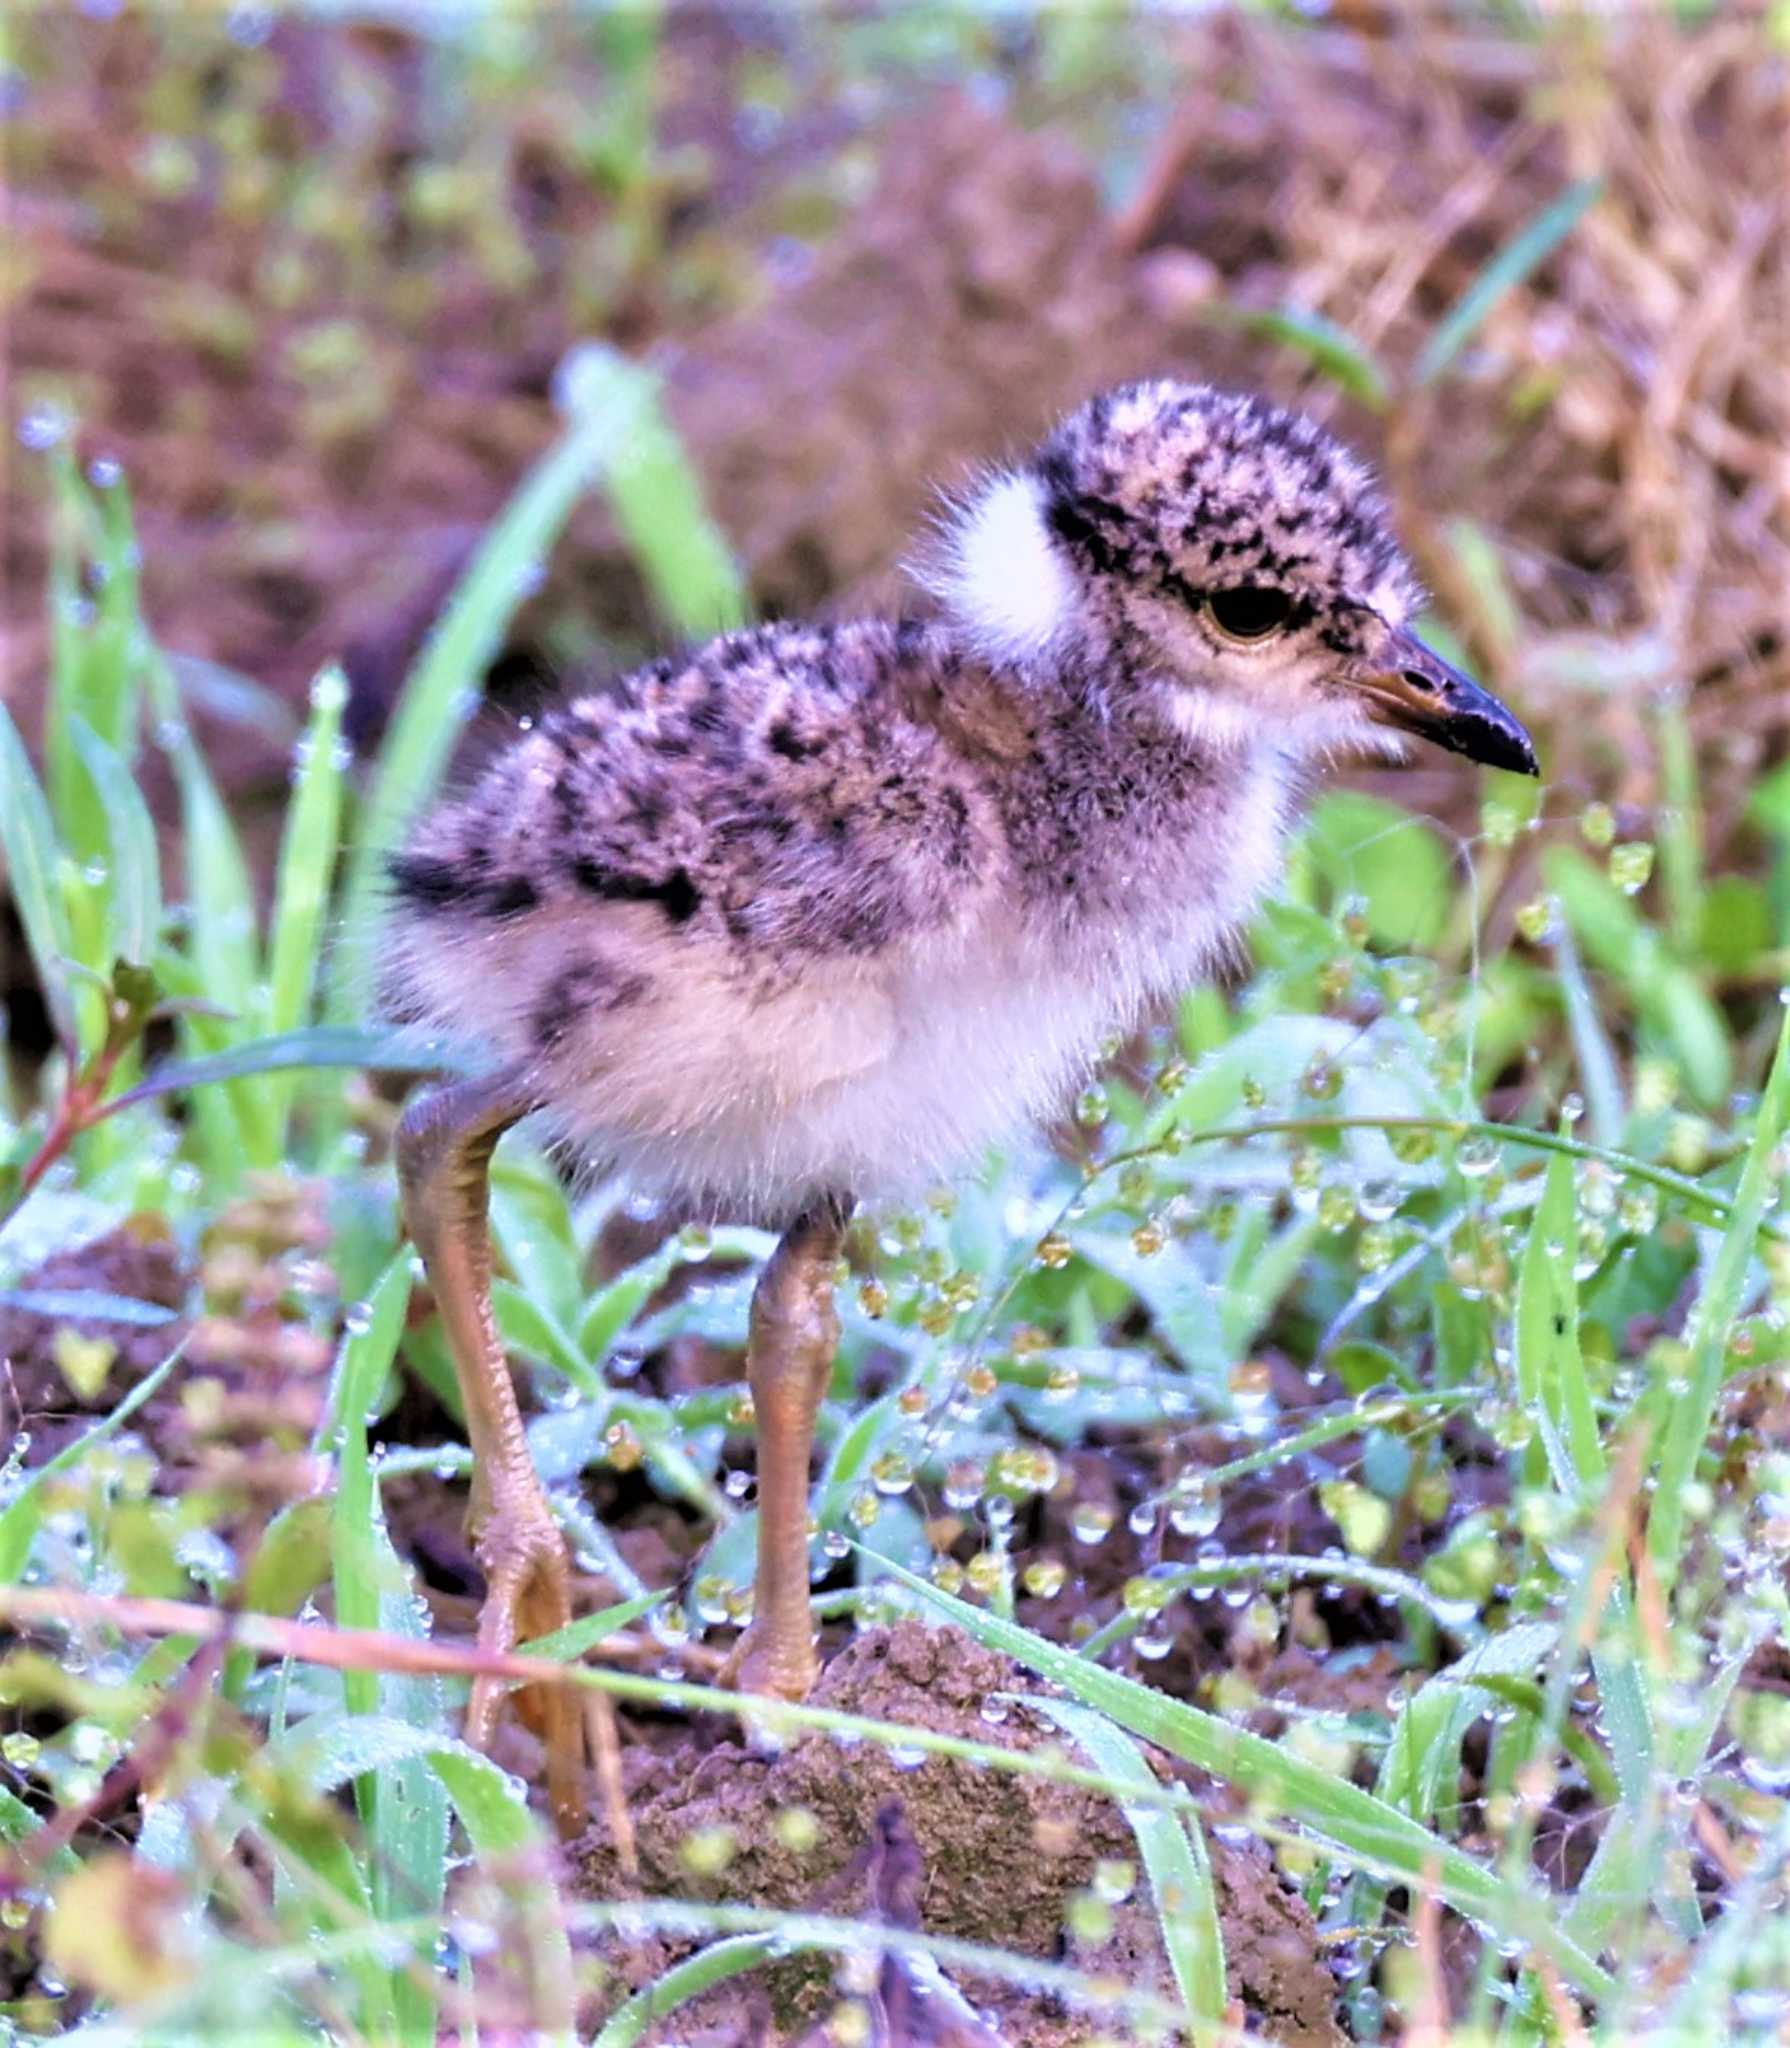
[574,1621,1344,2046]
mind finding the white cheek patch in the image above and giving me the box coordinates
[1166,687,1408,766]
[930,471,1076,665]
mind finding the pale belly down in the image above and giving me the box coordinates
[547,908,1232,1218]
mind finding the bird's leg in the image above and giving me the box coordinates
[396,1071,586,1835]
[725,1198,852,1701]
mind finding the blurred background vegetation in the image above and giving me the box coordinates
[2,5,1789,2045]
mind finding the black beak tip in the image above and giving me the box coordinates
[1487,724,1541,778]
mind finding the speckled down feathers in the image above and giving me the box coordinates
[383,381,1422,1219]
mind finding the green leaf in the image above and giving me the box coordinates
[1380,1622,1557,1823]
[1033,1697,1227,2042]
[562,343,749,638]
[67,717,161,969]
[1306,791,1450,950]
[225,1498,335,1703]
[0,702,77,1050]
[518,1590,665,1662]
[277,1717,574,2040]
[489,1147,586,1332]
[577,1238,681,1361]
[1545,846,1731,1107]
[1514,1150,1603,1495]
[1697,874,1770,976]
[1202,304,1389,411]
[591,1933,783,2048]
[109,1024,477,1114]
[1416,178,1603,385]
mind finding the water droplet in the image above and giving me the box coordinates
[18,402,71,451]
[1167,1471,1221,1539]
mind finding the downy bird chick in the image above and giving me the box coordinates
[384,380,1536,1825]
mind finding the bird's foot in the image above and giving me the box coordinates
[469,1505,588,1836]
[719,1611,819,1702]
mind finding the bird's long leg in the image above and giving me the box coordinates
[725,1198,853,1701]
[396,1071,586,1834]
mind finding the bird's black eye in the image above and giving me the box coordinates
[1205,585,1295,642]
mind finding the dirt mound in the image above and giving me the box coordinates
[574,1620,1343,2045]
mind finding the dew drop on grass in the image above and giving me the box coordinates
[943,1460,983,1511]
[1070,1501,1114,1545]
[1358,1222,1398,1273]
[1456,1133,1500,1179]
[1074,1084,1109,1130]
[1302,1058,1342,1102]
[18,403,70,450]
[1609,840,1655,893]
[1167,1471,1221,1538]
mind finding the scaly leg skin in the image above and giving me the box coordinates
[396,1072,587,1836]
[724,1199,853,1701]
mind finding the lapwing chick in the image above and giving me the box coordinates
[384,379,1537,1824]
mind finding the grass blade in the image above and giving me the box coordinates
[331,350,676,1025]
[877,1557,1614,1999]
[1648,1002,1790,1588]
[1207,304,1389,411]
[321,1254,446,2042]
[0,702,77,1053]
[1514,1149,1603,1495]
[0,1340,186,1583]
[263,665,350,1151]
[1416,177,1603,386]
[107,1024,476,1115]
[1033,1696,1226,2042]
[564,343,750,637]
[68,716,161,969]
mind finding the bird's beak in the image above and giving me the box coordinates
[1355,628,1539,777]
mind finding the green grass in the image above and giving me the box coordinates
[4,331,1790,2045]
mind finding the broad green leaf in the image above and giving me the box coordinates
[1306,792,1450,950]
